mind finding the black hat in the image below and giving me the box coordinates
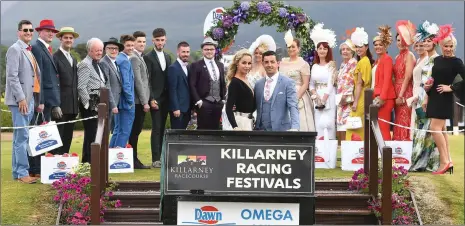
[104,37,124,52]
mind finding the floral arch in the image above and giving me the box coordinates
[205,0,317,64]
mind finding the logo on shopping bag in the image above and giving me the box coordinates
[39,131,50,139]
[393,147,409,164]
[395,147,402,154]
[35,130,58,151]
[117,152,124,160]
[57,161,67,170]
[358,147,364,154]
[110,151,131,169]
[49,161,69,180]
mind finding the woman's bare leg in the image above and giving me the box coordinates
[443,123,451,163]
[430,118,448,170]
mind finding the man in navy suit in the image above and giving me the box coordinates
[109,35,135,148]
[168,41,191,129]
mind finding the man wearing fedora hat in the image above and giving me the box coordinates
[189,37,226,130]
[100,37,124,133]
[30,19,61,177]
[52,27,80,155]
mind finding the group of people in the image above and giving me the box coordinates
[4,18,463,184]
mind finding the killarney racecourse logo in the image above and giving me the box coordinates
[170,155,213,179]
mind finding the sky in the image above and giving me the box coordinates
[1,1,464,61]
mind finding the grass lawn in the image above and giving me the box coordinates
[1,131,463,224]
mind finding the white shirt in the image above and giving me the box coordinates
[263,72,279,98]
[177,58,188,76]
[110,58,118,72]
[38,38,50,49]
[135,50,143,57]
[60,46,73,66]
[155,49,166,71]
[204,57,219,81]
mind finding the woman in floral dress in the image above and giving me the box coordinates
[336,39,357,140]
[410,21,440,172]
[393,20,417,140]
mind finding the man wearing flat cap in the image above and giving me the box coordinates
[100,37,124,133]
[188,37,226,130]
[30,19,60,177]
[52,27,79,155]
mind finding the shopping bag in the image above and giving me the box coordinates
[341,141,365,171]
[314,139,338,169]
[108,148,134,173]
[385,141,413,170]
[28,121,63,156]
[40,154,79,184]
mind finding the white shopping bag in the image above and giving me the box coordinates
[315,139,338,169]
[385,141,413,170]
[41,155,79,184]
[28,121,63,156]
[108,148,134,173]
[341,141,365,171]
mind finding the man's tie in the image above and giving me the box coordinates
[66,52,73,66]
[48,46,53,54]
[115,61,120,72]
[209,60,218,81]
[92,60,101,76]
[264,78,273,101]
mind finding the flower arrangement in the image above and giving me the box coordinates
[349,162,418,225]
[52,163,122,225]
[205,0,316,64]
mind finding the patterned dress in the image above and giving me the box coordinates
[280,57,315,131]
[336,58,357,131]
[393,50,414,140]
[410,53,439,172]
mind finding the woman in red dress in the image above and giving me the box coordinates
[393,20,417,140]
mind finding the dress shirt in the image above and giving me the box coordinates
[204,57,219,81]
[263,72,279,98]
[38,38,50,49]
[60,47,73,66]
[110,58,118,71]
[177,58,188,75]
[155,49,166,71]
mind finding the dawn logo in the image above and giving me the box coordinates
[395,147,402,154]
[56,161,67,170]
[182,206,235,225]
[39,131,49,139]
[358,147,364,155]
[117,152,124,160]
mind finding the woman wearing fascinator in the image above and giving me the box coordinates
[372,25,396,140]
[309,23,338,139]
[423,25,464,175]
[410,20,440,172]
[279,30,315,132]
[247,35,276,88]
[346,27,374,141]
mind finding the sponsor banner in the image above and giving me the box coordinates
[165,143,314,196]
[108,148,134,173]
[29,121,63,156]
[177,201,299,225]
[314,140,338,169]
[385,141,413,170]
[40,156,79,184]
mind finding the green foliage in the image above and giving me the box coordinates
[74,43,88,60]
[190,50,203,62]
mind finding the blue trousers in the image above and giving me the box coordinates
[9,99,35,179]
[110,108,135,148]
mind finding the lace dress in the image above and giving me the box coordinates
[279,57,315,132]
[393,50,414,140]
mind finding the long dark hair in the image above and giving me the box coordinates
[356,44,375,66]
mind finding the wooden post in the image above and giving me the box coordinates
[99,88,110,185]
[364,89,374,173]
[369,105,379,198]
[90,143,101,225]
[381,146,393,225]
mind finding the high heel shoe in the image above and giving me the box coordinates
[432,162,454,175]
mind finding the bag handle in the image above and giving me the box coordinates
[34,112,45,125]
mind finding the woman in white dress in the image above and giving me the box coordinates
[309,24,338,139]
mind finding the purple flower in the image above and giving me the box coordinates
[296,13,307,23]
[240,1,250,11]
[222,15,234,28]
[212,28,225,40]
[257,1,272,14]
[278,8,288,17]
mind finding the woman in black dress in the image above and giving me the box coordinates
[225,49,255,130]
[425,25,464,174]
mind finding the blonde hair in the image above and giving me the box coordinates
[226,49,253,85]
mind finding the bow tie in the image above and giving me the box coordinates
[26,45,32,51]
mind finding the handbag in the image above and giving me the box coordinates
[345,116,363,130]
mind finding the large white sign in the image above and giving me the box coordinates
[203,7,225,37]
[177,201,300,225]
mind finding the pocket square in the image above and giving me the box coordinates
[278,92,284,94]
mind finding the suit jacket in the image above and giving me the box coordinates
[116,53,135,110]
[188,58,226,104]
[254,74,300,131]
[130,52,150,105]
[4,40,40,106]
[143,49,172,104]
[374,54,396,100]
[100,55,121,110]
[77,55,108,111]
[167,60,190,112]
[53,49,79,114]
[31,39,60,108]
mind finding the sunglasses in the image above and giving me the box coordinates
[20,29,34,33]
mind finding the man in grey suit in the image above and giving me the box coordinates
[100,37,123,133]
[5,20,39,183]
[254,51,300,131]
[129,31,150,169]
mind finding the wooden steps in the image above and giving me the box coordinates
[103,181,377,225]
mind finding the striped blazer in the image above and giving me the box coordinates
[77,55,111,110]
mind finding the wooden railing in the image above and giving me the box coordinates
[363,89,393,225]
[90,88,110,225]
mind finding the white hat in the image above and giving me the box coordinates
[201,37,218,48]
[309,23,337,48]
[351,27,369,47]
[249,35,277,54]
